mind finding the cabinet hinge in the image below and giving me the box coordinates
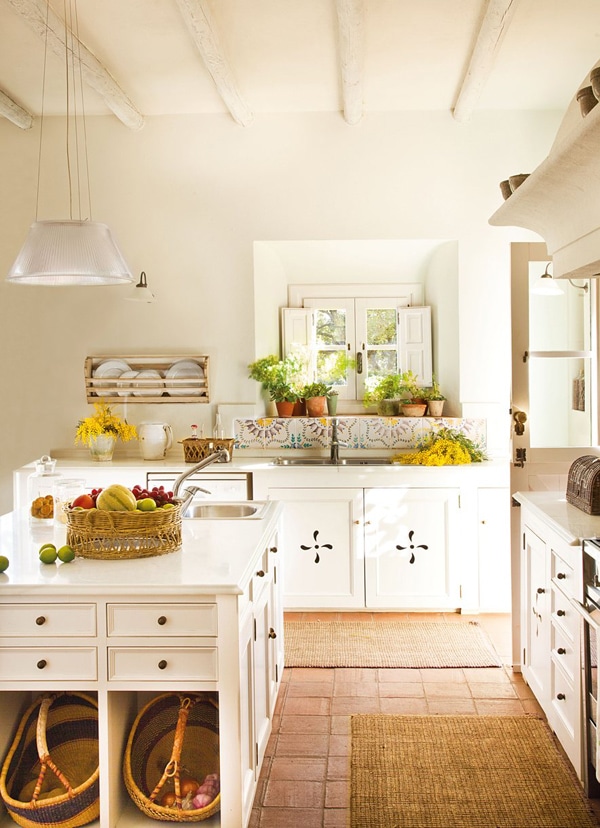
[523,647,526,664]
[275,663,279,683]
[459,585,462,599]
[522,531,525,551]
[458,494,461,509]
[253,618,257,642]
[255,742,259,766]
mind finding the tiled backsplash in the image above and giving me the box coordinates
[234,417,486,451]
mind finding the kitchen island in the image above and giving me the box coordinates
[0,501,283,828]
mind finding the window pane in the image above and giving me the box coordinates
[366,308,397,346]
[315,309,346,347]
[367,350,397,377]
[529,356,591,447]
[317,351,348,387]
[529,272,591,351]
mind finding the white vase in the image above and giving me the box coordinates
[88,434,117,461]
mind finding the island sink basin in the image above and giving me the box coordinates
[272,457,394,467]
[184,501,268,519]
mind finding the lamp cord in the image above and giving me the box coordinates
[34,1,52,222]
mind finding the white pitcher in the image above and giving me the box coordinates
[138,422,173,460]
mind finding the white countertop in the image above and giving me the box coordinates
[0,501,282,596]
[513,490,600,545]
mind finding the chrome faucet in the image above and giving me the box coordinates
[329,418,348,464]
[172,447,231,498]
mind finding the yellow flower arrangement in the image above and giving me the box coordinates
[75,401,137,447]
[393,427,487,466]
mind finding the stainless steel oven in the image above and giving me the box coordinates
[571,538,600,797]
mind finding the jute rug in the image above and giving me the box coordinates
[350,715,599,828]
[283,620,501,668]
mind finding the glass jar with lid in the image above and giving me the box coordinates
[27,455,62,523]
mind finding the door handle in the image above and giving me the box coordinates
[513,410,527,436]
[356,351,363,374]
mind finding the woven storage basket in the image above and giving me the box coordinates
[180,438,234,464]
[65,500,183,559]
[566,454,600,514]
[0,692,99,828]
[123,693,220,822]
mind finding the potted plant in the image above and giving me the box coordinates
[423,376,446,417]
[302,381,330,417]
[248,352,305,417]
[75,401,138,461]
[363,371,421,415]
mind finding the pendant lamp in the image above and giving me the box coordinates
[6,1,133,287]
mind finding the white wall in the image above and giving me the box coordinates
[0,109,560,513]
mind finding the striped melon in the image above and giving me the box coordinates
[96,484,137,511]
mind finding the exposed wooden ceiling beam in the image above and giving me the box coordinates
[335,0,364,125]
[3,0,144,130]
[452,0,520,122]
[173,0,253,126]
[0,87,33,128]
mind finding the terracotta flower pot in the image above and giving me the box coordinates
[275,400,294,418]
[305,396,327,417]
[401,403,427,417]
[427,400,445,417]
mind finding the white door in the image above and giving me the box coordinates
[510,241,595,663]
[364,488,460,610]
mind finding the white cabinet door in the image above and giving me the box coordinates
[521,523,551,707]
[364,488,460,609]
[269,488,364,609]
[477,488,511,612]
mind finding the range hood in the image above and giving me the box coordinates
[489,61,600,280]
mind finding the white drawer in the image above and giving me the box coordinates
[0,647,97,680]
[0,604,96,637]
[107,647,218,681]
[550,660,581,776]
[551,622,576,683]
[551,587,578,641]
[106,604,217,637]
[550,551,576,599]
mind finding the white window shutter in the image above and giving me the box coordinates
[281,307,314,354]
[398,306,432,386]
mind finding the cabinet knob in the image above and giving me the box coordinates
[556,572,566,580]
[35,616,46,626]
[270,546,278,554]
[256,569,265,578]
[557,609,566,617]
[157,616,167,626]
[536,587,545,594]
[269,628,277,639]
[557,647,566,655]
[557,692,566,701]
[36,659,47,670]
[158,660,168,670]
[354,520,360,525]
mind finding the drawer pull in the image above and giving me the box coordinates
[557,572,567,580]
[270,546,278,554]
[35,616,46,626]
[256,570,265,578]
[158,660,168,670]
[557,692,566,701]
[36,659,47,670]
[157,616,167,626]
[536,587,545,594]
[269,628,277,639]
[557,647,566,655]
[557,609,566,617]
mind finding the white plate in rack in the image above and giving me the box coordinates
[132,369,164,397]
[165,360,205,396]
[92,359,131,390]
[116,370,139,397]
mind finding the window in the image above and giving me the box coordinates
[282,284,432,400]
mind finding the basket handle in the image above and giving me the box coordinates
[148,697,192,805]
[31,695,74,801]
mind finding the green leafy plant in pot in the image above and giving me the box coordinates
[248,352,304,417]
[422,375,446,417]
[363,370,421,415]
[302,381,331,417]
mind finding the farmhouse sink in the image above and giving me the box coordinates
[184,501,269,519]
[271,457,394,467]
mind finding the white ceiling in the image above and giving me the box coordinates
[1,0,600,131]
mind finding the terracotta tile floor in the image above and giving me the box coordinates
[249,611,592,827]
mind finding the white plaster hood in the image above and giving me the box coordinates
[489,61,600,280]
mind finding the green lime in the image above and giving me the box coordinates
[39,547,58,564]
[57,545,75,563]
[0,555,9,572]
[39,543,56,554]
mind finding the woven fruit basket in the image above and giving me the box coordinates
[123,693,220,822]
[65,501,184,560]
[180,438,234,464]
[0,692,99,828]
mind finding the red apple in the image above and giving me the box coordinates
[72,494,95,510]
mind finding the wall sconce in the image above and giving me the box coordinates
[531,263,564,296]
[126,272,155,303]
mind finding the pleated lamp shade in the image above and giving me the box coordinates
[6,220,134,286]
